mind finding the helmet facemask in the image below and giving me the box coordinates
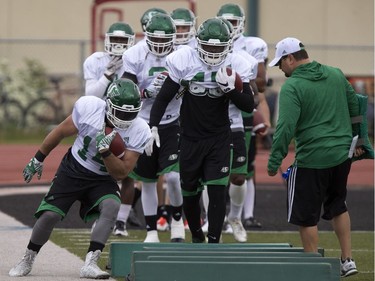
[105,23,135,56]
[146,32,175,57]
[174,21,196,45]
[197,39,230,66]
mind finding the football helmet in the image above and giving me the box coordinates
[145,14,176,57]
[105,22,135,56]
[217,17,234,51]
[170,8,196,45]
[140,8,168,32]
[196,18,231,66]
[106,78,142,130]
[216,3,245,39]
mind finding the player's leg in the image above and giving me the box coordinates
[243,132,262,228]
[227,130,248,242]
[156,175,170,231]
[158,123,184,242]
[81,178,121,279]
[165,171,185,242]
[114,177,134,236]
[203,131,232,243]
[9,167,74,277]
[179,136,205,243]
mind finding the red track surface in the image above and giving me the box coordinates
[1,144,373,188]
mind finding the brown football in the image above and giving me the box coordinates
[226,67,243,92]
[105,127,125,158]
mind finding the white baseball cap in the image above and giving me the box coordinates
[268,37,304,67]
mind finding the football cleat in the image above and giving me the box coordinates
[157,217,170,231]
[113,220,129,237]
[341,258,358,277]
[144,230,160,243]
[9,249,37,277]
[228,217,247,243]
[80,250,110,279]
[170,218,185,242]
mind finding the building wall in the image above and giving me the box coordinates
[0,0,373,77]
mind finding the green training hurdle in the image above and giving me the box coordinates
[131,260,335,281]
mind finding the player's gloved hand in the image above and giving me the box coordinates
[96,123,117,153]
[104,56,123,81]
[145,126,160,156]
[215,67,236,94]
[23,157,43,183]
[141,72,169,99]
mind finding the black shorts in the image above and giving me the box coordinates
[179,130,232,196]
[231,130,247,175]
[35,151,120,222]
[130,121,180,182]
[287,159,352,226]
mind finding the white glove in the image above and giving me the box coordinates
[104,56,123,80]
[145,126,160,156]
[215,67,236,93]
[23,157,43,183]
[96,123,117,153]
[141,72,169,99]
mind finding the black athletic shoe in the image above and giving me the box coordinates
[243,217,262,229]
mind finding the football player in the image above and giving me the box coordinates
[83,21,139,237]
[149,18,254,243]
[170,7,197,48]
[121,13,185,243]
[9,79,151,279]
[218,3,270,228]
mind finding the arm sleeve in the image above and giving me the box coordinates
[149,76,180,127]
[227,82,254,113]
[85,76,111,98]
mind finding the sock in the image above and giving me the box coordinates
[243,178,255,219]
[116,204,131,223]
[228,182,246,220]
[132,188,141,208]
[207,185,227,243]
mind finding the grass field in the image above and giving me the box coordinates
[50,229,374,281]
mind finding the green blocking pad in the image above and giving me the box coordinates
[108,242,322,277]
[131,254,339,281]
[132,261,336,281]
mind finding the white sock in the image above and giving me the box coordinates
[116,204,131,222]
[243,178,255,219]
[228,182,246,220]
[202,187,209,221]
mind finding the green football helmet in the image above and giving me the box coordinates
[105,22,135,56]
[145,14,176,57]
[106,78,142,129]
[196,18,231,66]
[216,3,245,39]
[140,8,168,32]
[170,8,196,45]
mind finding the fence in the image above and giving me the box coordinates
[0,39,373,133]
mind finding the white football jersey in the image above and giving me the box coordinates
[83,52,125,99]
[122,44,181,125]
[71,96,151,175]
[166,46,252,90]
[229,49,258,131]
[233,34,268,63]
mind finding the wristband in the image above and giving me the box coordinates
[100,150,112,159]
[35,150,46,162]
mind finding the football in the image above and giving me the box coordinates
[226,67,243,92]
[252,110,267,134]
[105,127,125,158]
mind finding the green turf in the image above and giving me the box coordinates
[50,229,374,281]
